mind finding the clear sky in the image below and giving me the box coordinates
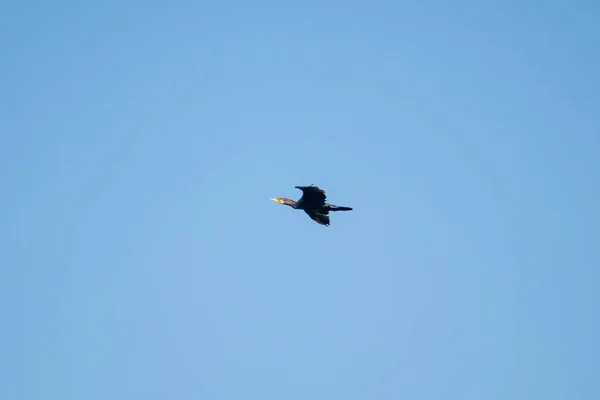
[1,1,599,399]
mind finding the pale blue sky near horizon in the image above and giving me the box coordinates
[1,1,599,399]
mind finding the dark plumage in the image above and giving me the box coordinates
[270,185,353,227]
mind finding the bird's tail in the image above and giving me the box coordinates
[328,204,353,211]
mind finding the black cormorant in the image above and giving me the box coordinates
[270,185,353,227]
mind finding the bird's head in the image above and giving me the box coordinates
[270,197,297,208]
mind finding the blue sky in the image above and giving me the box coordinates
[1,1,599,399]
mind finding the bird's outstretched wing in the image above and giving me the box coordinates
[306,211,330,227]
[295,185,327,206]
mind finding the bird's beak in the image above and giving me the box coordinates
[270,198,281,203]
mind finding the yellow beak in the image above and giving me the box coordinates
[270,198,281,203]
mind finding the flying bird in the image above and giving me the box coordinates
[270,185,353,227]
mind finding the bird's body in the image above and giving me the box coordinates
[270,185,353,226]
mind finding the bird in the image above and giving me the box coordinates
[270,185,353,227]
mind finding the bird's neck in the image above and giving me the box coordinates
[280,198,298,208]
